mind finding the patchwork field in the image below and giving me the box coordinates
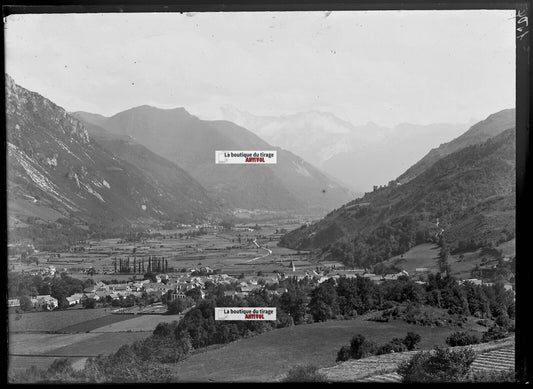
[8,309,183,376]
[16,221,313,279]
[171,318,458,382]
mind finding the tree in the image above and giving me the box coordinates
[19,295,33,311]
[280,286,308,324]
[336,345,352,362]
[167,298,192,314]
[308,279,339,322]
[403,332,422,351]
[349,334,378,359]
[83,298,97,309]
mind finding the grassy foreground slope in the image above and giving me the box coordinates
[172,318,457,382]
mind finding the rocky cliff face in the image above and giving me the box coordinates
[6,74,220,233]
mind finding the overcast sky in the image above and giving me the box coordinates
[5,10,515,127]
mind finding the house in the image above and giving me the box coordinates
[114,284,131,293]
[291,271,311,281]
[463,279,483,286]
[131,283,144,291]
[144,283,174,294]
[170,290,187,301]
[362,273,383,283]
[383,271,409,281]
[317,276,330,284]
[8,298,20,308]
[274,287,288,296]
[383,274,400,281]
[83,285,98,294]
[223,290,237,299]
[238,285,254,295]
[66,293,83,306]
[415,268,429,273]
[82,292,100,302]
[34,295,58,310]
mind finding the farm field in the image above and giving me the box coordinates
[57,314,136,333]
[7,308,183,376]
[383,243,507,281]
[48,331,151,356]
[92,314,182,333]
[8,308,113,333]
[171,318,458,382]
[385,243,440,275]
[18,220,312,280]
[8,331,152,376]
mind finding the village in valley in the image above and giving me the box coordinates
[7,215,516,315]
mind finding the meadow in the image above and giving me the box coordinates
[171,318,458,382]
[383,241,512,280]
[9,308,113,333]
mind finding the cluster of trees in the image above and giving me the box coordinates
[444,329,510,348]
[8,271,94,310]
[175,290,293,349]
[336,332,421,362]
[312,214,438,269]
[295,273,514,328]
[113,256,168,274]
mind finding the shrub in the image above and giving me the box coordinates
[403,332,421,351]
[282,365,328,382]
[350,334,378,359]
[377,338,407,355]
[336,345,352,362]
[481,325,508,342]
[398,347,476,382]
[446,331,481,347]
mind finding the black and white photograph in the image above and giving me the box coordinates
[3,2,529,383]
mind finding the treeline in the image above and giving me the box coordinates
[113,256,168,274]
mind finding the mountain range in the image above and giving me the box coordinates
[6,75,221,236]
[279,109,516,268]
[219,106,476,192]
[73,106,353,215]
